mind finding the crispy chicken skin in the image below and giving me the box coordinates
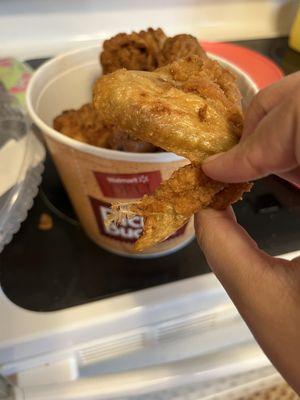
[99,30,208,153]
[53,30,251,252]
[55,29,209,154]
[55,29,206,152]
[100,28,206,74]
[93,55,243,163]
[94,55,251,250]
[108,164,252,251]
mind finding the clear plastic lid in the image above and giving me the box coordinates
[0,76,45,252]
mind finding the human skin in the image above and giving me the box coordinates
[195,72,300,394]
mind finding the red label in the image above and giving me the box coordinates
[89,196,188,244]
[94,171,162,199]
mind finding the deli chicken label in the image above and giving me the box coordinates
[89,197,143,242]
[89,197,187,243]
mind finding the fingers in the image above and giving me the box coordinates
[243,72,300,138]
[195,207,271,307]
[202,95,300,182]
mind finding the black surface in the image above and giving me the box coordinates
[1,37,300,312]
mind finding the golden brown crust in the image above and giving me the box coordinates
[210,182,253,210]
[165,56,241,108]
[93,55,243,162]
[98,29,210,153]
[158,55,243,136]
[95,52,253,250]
[56,33,252,251]
[132,164,224,217]
[108,164,252,251]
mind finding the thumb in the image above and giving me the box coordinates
[202,96,299,183]
[195,208,300,395]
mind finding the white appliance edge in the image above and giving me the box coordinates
[0,0,298,59]
[1,248,299,375]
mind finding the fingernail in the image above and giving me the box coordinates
[203,152,224,164]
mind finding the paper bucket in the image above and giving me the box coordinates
[26,45,258,257]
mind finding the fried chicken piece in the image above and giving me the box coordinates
[210,183,252,210]
[107,130,157,152]
[94,55,251,250]
[108,164,252,251]
[100,29,207,154]
[100,29,206,74]
[100,28,167,74]
[53,103,158,153]
[93,55,243,163]
[53,103,111,147]
[162,34,207,64]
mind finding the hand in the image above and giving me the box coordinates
[195,72,300,394]
[202,71,300,185]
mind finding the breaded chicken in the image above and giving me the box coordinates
[53,103,157,152]
[100,28,167,74]
[53,103,111,147]
[100,28,206,74]
[93,55,243,163]
[94,55,251,250]
[162,34,207,63]
[107,164,252,251]
[99,29,207,153]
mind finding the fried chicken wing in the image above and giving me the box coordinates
[93,55,243,163]
[94,53,251,251]
[108,164,252,251]
[100,29,208,155]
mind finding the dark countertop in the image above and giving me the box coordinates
[1,37,300,312]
